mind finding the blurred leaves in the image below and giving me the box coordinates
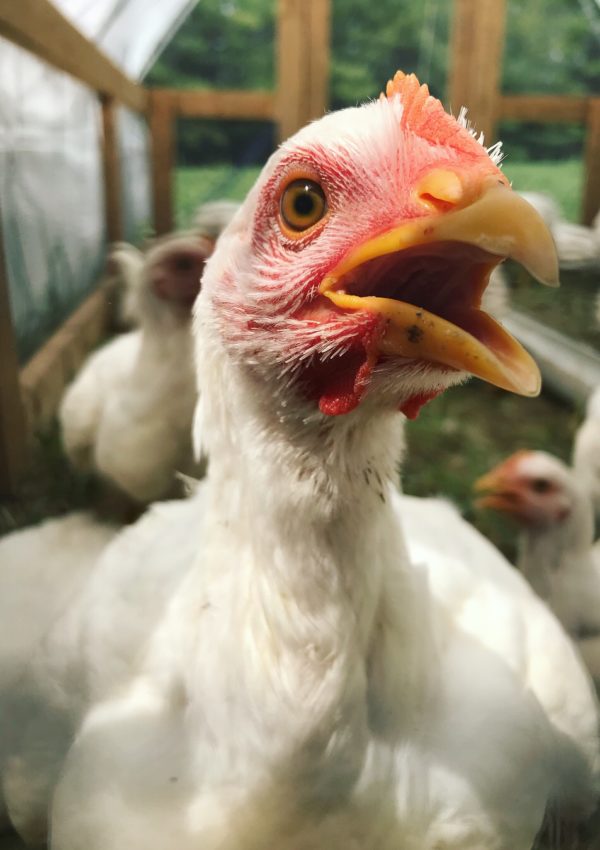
[146,0,599,163]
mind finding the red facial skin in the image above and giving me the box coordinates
[150,241,214,312]
[476,452,572,528]
[214,74,507,417]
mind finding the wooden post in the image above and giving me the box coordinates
[583,98,600,226]
[0,219,27,495]
[448,0,507,145]
[100,95,123,243]
[0,0,148,113]
[149,89,175,236]
[276,0,330,142]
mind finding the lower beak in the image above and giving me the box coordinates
[318,184,558,397]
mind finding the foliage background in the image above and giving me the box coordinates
[146,0,600,166]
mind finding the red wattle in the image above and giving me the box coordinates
[399,389,442,420]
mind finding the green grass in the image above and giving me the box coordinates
[175,165,261,228]
[403,379,580,564]
[502,158,583,223]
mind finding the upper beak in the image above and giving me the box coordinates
[318,179,558,397]
[473,459,524,514]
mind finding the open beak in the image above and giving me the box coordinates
[318,179,558,396]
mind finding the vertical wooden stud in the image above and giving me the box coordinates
[449,0,506,144]
[276,0,330,142]
[583,98,600,226]
[149,89,176,235]
[0,218,27,495]
[100,95,124,243]
[307,0,331,123]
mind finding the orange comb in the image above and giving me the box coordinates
[381,70,474,150]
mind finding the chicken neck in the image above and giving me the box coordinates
[189,326,433,798]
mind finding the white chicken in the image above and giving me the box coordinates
[574,385,600,520]
[105,242,144,328]
[59,230,207,503]
[518,191,600,270]
[476,450,600,638]
[2,72,599,849]
[60,201,240,504]
[192,200,241,241]
[0,513,116,841]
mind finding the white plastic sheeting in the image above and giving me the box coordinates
[0,0,197,360]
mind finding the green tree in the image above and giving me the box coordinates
[147,0,599,165]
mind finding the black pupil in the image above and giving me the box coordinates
[173,256,196,272]
[531,478,550,493]
[294,189,316,217]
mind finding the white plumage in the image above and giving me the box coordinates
[481,265,509,318]
[192,200,242,241]
[574,386,600,520]
[105,242,145,328]
[60,233,218,503]
[0,513,116,842]
[60,202,239,503]
[60,233,211,503]
[518,191,600,270]
[2,75,599,849]
[476,450,600,640]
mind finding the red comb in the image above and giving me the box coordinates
[381,70,475,150]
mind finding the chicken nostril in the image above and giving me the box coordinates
[419,193,456,214]
[416,168,465,212]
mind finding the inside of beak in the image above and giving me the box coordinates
[318,183,558,397]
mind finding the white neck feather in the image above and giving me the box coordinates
[518,488,595,596]
[186,307,433,796]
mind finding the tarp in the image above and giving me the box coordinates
[0,0,197,361]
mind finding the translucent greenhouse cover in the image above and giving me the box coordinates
[0,0,198,362]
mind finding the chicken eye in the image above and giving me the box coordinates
[280,179,327,232]
[530,477,552,494]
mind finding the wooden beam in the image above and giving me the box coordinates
[0,0,148,113]
[20,281,114,433]
[149,89,175,236]
[276,0,330,142]
[160,89,276,120]
[306,0,331,122]
[100,96,123,243]
[498,95,589,124]
[0,218,28,495]
[583,98,600,226]
[449,0,507,143]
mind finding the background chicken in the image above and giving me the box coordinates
[519,190,600,270]
[104,243,145,329]
[59,231,207,504]
[573,386,600,521]
[59,202,238,505]
[475,450,600,635]
[0,512,116,843]
[3,72,597,850]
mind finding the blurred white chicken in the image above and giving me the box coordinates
[476,450,600,639]
[192,200,241,241]
[60,203,238,504]
[0,513,116,841]
[574,386,600,520]
[106,202,241,330]
[519,191,600,270]
[59,232,208,504]
[2,73,598,849]
[104,242,144,328]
